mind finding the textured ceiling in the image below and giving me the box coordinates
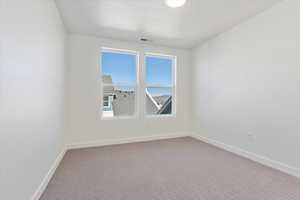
[55,0,282,48]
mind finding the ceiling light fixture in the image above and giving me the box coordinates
[165,0,186,8]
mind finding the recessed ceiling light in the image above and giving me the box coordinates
[165,0,186,8]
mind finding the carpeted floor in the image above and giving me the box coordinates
[41,137,300,200]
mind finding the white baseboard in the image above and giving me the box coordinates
[31,148,67,200]
[191,134,300,178]
[32,132,190,199]
[32,132,300,200]
[67,132,191,150]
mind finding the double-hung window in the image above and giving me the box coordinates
[101,48,138,118]
[145,54,176,116]
[100,48,175,118]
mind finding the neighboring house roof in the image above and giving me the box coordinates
[146,90,160,110]
[157,96,172,115]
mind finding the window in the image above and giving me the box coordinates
[145,54,176,116]
[101,48,138,118]
[100,48,176,119]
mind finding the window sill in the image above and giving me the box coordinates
[145,114,176,119]
[101,115,137,120]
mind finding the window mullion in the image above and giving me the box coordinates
[139,50,146,118]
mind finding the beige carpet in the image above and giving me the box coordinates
[41,137,300,200]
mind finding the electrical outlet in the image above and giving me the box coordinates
[247,132,255,142]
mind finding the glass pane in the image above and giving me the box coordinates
[146,56,172,86]
[101,52,137,85]
[146,88,172,115]
[102,86,135,117]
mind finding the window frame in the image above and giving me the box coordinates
[144,53,177,118]
[100,47,139,120]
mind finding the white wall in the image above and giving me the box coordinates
[0,0,67,199]
[68,34,193,145]
[193,0,300,170]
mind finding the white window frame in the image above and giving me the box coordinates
[144,53,177,118]
[100,47,139,119]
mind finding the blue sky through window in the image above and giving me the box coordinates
[101,52,172,96]
[146,56,172,86]
[102,52,136,84]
